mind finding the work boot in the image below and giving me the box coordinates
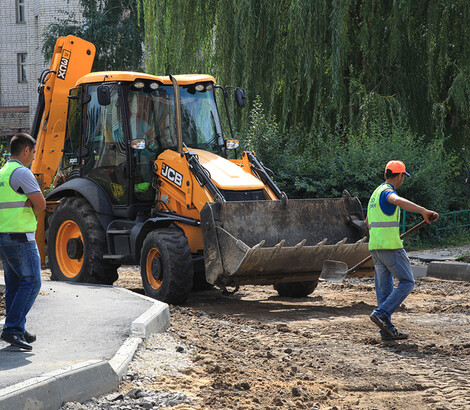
[24,330,36,344]
[1,333,33,351]
[381,329,409,341]
[370,313,394,337]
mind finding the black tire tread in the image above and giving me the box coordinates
[140,227,193,305]
[48,196,118,284]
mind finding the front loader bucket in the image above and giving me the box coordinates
[200,194,374,287]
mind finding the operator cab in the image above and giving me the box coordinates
[62,73,229,219]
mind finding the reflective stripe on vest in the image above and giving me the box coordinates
[368,221,400,228]
[0,161,37,233]
[367,183,403,250]
[0,201,29,209]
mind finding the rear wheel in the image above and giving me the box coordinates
[140,227,193,304]
[47,197,118,284]
[274,281,318,298]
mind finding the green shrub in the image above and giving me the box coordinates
[238,97,467,217]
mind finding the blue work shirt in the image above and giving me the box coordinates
[379,183,398,216]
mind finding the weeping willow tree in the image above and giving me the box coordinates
[138,0,470,148]
[138,0,217,74]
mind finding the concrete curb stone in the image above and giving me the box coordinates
[109,337,143,380]
[0,360,118,410]
[411,265,428,279]
[427,261,470,281]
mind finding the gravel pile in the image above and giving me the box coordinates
[61,332,194,409]
[61,389,192,410]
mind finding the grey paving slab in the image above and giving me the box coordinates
[0,276,170,410]
[408,252,458,262]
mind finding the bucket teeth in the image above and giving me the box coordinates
[295,239,307,250]
[273,240,285,254]
[252,240,265,250]
[274,240,285,249]
[316,238,328,246]
[354,236,367,249]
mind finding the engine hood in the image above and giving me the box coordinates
[191,149,265,191]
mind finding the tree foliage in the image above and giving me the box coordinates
[43,0,144,72]
[138,0,217,75]
[139,0,470,148]
[238,98,464,214]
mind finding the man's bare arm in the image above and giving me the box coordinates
[26,193,46,216]
[387,193,439,223]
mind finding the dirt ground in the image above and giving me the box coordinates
[2,254,470,409]
[113,268,470,410]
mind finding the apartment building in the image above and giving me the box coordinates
[0,0,81,137]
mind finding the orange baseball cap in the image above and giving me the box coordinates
[385,160,410,176]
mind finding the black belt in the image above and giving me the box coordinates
[9,233,28,242]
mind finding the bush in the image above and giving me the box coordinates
[238,97,467,217]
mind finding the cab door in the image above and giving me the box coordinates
[82,84,129,205]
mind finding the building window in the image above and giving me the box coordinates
[18,53,27,83]
[16,0,26,23]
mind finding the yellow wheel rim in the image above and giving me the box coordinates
[146,248,163,290]
[56,220,83,278]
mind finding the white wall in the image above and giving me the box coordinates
[0,0,82,135]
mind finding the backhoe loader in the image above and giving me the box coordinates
[31,36,373,304]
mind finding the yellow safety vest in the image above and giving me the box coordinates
[367,183,402,250]
[0,161,37,233]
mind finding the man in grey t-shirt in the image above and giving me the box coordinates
[0,133,46,350]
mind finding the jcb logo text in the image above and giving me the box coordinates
[161,163,183,187]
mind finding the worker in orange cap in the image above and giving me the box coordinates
[367,160,439,341]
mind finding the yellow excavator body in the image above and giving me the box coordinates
[30,35,372,304]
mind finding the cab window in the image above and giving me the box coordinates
[83,84,128,205]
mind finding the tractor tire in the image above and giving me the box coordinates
[274,281,318,298]
[140,227,193,305]
[47,196,118,284]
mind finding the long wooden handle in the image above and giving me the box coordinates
[399,219,429,240]
[348,217,434,274]
[347,254,372,274]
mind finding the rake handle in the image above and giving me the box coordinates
[348,218,433,274]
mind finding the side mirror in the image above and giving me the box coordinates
[97,85,111,106]
[225,139,240,150]
[235,88,246,108]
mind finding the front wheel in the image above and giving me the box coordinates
[47,196,118,284]
[140,227,193,304]
[274,281,318,298]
